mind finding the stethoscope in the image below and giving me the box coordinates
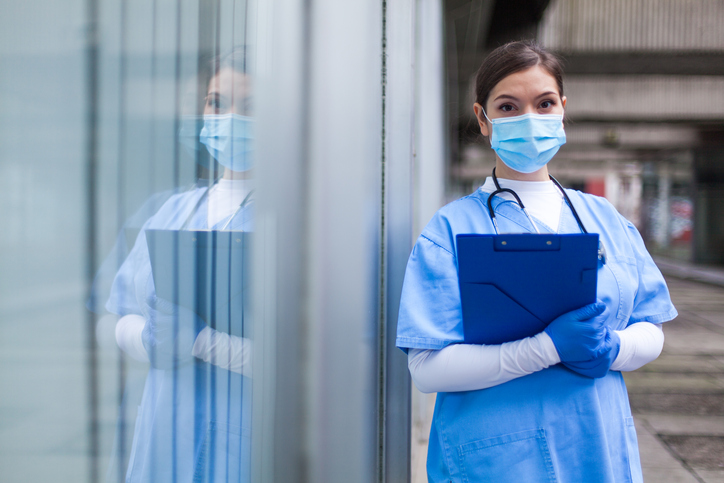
[179,181,254,231]
[486,167,607,264]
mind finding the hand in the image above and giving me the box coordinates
[142,295,206,369]
[544,302,609,363]
[563,329,621,378]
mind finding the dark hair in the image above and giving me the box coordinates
[474,40,564,111]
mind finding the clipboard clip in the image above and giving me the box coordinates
[598,240,607,266]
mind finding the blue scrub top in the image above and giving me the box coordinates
[107,185,253,483]
[396,188,677,483]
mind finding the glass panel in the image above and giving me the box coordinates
[96,1,256,482]
[0,1,90,481]
[1,1,258,481]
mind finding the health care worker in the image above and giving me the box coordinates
[396,41,677,482]
[107,51,253,483]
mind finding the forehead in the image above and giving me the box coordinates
[207,68,251,95]
[488,65,560,100]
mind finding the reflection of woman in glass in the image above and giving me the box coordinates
[107,50,253,482]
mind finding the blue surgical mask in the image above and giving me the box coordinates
[484,111,566,174]
[199,113,254,172]
[178,115,214,168]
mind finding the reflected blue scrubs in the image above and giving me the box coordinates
[107,185,253,483]
[396,188,677,482]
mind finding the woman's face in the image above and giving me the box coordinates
[204,67,252,116]
[473,64,566,138]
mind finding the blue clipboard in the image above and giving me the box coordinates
[456,233,599,345]
[146,229,250,336]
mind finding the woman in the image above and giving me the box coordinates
[107,50,253,483]
[396,41,677,482]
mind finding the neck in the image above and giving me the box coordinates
[495,159,549,182]
[222,168,253,180]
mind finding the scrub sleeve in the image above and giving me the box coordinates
[396,188,677,483]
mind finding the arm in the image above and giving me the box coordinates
[191,327,252,378]
[611,322,664,371]
[408,332,560,393]
[115,314,150,362]
[409,321,665,393]
[114,314,251,376]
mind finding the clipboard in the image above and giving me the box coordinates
[456,233,599,345]
[146,229,250,336]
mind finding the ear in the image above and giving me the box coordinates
[473,103,490,137]
[561,96,567,123]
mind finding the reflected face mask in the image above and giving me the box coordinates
[178,115,212,167]
[199,113,254,172]
[485,112,566,174]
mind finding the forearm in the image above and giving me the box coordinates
[192,327,252,377]
[115,314,150,362]
[611,322,664,372]
[115,315,252,376]
[408,332,560,393]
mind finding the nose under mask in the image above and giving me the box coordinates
[199,113,255,172]
[484,111,566,174]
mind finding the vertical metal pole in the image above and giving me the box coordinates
[84,0,100,480]
[115,1,129,479]
[381,0,415,481]
[377,1,389,478]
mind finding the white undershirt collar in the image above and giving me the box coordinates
[479,176,564,232]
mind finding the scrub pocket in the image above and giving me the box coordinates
[457,429,557,483]
[193,421,251,483]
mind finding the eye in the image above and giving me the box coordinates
[205,95,219,110]
[499,103,515,112]
[205,94,230,113]
[539,100,555,109]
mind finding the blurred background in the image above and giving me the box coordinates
[0,0,722,482]
[447,0,724,267]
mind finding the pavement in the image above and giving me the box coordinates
[411,257,724,482]
[628,258,724,483]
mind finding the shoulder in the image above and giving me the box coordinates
[419,190,492,253]
[566,189,631,226]
[566,189,617,212]
[150,186,206,219]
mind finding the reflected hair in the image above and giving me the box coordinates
[210,47,249,78]
[475,41,564,110]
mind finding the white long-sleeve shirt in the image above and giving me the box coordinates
[115,314,252,376]
[114,178,254,374]
[407,177,665,394]
[408,323,664,393]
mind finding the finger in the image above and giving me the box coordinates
[572,302,606,321]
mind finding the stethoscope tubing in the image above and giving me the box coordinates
[487,167,586,235]
[486,167,607,264]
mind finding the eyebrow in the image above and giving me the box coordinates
[493,94,519,102]
[492,91,558,102]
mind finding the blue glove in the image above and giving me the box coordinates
[544,302,608,363]
[563,329,621,378]
[142,295,206,369]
